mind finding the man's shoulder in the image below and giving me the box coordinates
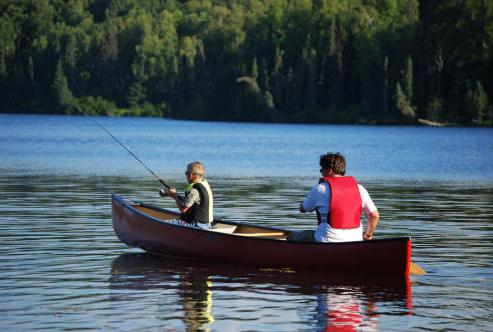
[357,183,368,193]
[311,182,328,194]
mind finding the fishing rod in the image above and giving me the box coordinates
[79,108,171,190]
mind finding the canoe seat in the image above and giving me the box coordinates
[211,223,237,234]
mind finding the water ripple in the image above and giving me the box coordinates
[0,175,492,330]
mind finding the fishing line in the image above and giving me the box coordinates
[79,109,170,189]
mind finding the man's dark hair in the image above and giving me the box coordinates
[320,152,346,175]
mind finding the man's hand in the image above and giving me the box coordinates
[299,201,306,213]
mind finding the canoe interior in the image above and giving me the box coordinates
[133,204,289,241]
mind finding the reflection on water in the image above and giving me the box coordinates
[110,253,411,331]
[111,254,216,331]
[0,174,492,330]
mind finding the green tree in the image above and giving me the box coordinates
[51,60,74,113]
[127,60,147,108]
[465,81,490,126]
[403,56,413,102]
[395,82,415,122]
[251,57,258,80]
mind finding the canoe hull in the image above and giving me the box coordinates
[112,194,411,277]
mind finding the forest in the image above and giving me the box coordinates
[0,0,492,126]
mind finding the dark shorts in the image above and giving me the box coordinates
[287,230,316,243]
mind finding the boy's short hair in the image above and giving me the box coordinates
[187,161,205,177]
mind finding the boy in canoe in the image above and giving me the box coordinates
[159,161,214,230]
[289,152,379,243]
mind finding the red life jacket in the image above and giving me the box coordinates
[321,176,362,229]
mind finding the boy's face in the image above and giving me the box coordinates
[185,169,200,183]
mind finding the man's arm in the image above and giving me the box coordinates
[299,185,321,213]
[359,185,379,240]
[363,210,379,240]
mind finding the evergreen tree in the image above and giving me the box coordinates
[404,56,413,102]
[395,82,415,122]
[127,60,147,109]
[51,60,74,114]
[465,81,489,126]
[251,57,258,80]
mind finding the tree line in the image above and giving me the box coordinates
[1,0,492,126]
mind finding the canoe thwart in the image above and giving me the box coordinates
[211,224,237,234]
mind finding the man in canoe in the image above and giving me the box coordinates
[289,152,379,242]
[159,161,214,229]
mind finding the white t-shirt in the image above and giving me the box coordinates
[301,181,377,242]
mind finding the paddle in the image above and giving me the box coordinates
[410,261,426,275]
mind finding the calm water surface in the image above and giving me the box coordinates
[0,114,492,331]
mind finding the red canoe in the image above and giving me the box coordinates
[112,194,413,277]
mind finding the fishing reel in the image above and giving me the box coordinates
[159,187,167,197]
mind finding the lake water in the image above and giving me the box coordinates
[0,114,492,331]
